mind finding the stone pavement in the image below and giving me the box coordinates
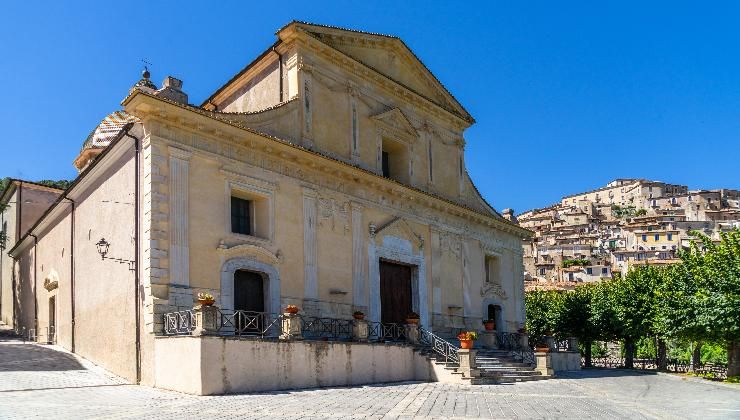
[0,339,738,419]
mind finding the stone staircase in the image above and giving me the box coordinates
[415,333,549,384]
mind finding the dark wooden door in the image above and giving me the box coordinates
[234,270,264,334]
[379,261,412,324]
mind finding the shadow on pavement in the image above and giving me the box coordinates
[0,342,85,372]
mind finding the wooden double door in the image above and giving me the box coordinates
[379,260,413,324]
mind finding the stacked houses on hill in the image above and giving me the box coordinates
[517,179,740,291]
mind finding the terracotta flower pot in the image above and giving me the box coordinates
[285,307,299,314]
[198,299,215,306]
[484,322,495,331]
[536,347,550,353]
[353,314,365,320]
[405,318,419,325]
[459,339,474,349]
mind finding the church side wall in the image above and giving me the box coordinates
[0,190,19,327]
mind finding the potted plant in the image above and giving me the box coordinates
[196,292,215,306]
[352,311,365,320]
[405,312,420,324]
[457,331,478,349]
[284,304,300,315]
[482,319,495,331]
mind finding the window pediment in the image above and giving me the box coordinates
[372,108,418,143]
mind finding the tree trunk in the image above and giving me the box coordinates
[624,338,635,369]
[584,340,592,367]
[657,338,667,371]
[728,340,740,378]
[690,341,703,372]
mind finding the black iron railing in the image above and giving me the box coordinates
[367,321,408,342]
[301,316,354,341]
[419,326,459,364]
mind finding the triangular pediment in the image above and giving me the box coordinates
[287,22,473,123]
[372,108,418,138]
[374,217,424,251]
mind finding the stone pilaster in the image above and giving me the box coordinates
[351,202,365,309]
[168,146,191,288]
[302,188,318,300]
[192,305,219,336]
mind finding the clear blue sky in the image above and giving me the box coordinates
[1,1,738,212]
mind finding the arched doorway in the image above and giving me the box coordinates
[487,304,502,331]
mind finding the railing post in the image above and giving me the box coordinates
[479,331,497,349]
[518,332,529,350]
[280,313,303,340]
[405,323,420,345]
[544,335,556,352]
[457,349,480,378]
[535,351,554,376]
[192,305,219,336]
[353,319,369,342]
[567,337,579,352]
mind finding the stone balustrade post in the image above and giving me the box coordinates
[457,349,480,378]
[353,319,369,342]
[479,331,497,349]
[544,335,556,351]
[567,337,579,352]
[192,305,219,336]
[280,313,303,340]
[535,351,554,376]
[405,323,420,345]
[518,333,529,350]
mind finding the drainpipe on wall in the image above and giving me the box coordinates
[122,127,141,384]
[61,197,76,352]
[30,233,38,339]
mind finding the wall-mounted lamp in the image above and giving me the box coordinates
[96,237,135,271]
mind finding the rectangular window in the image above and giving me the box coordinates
[667,233,673,240]
[602,267,608,275]
[654,234,660,241]
[231,196,252,235]
[642,234,647,241]
[617,254,624,262]
[586,268,593,275]
[381,151,390,178]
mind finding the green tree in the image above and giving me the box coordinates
[661,229,740,376]
[525,289,561,338]
[554,284,600,366]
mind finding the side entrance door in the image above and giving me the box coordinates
[233,270,265,334]
[379,260,413,324]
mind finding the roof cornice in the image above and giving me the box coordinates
[123,91,531,238]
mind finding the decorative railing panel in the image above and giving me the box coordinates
[163,310,195,335]
[219,311,283,338]
[585,356,728,379]
[419,327,459,364]
[300,316,353,341]
[367,321,407,342]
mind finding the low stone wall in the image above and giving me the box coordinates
[154,336,424,395]
[550,351,581,372]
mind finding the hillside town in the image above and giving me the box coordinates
[518,178,740,291]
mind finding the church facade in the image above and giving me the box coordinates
[3,22,531,389]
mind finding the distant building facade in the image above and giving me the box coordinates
[519,178,739,290]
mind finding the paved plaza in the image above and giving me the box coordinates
[0,339,738,419]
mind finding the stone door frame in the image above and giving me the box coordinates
[220,258,280,315]
[368,237,428,327]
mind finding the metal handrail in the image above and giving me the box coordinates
[419,326,459,364]
[220,310,283,338]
